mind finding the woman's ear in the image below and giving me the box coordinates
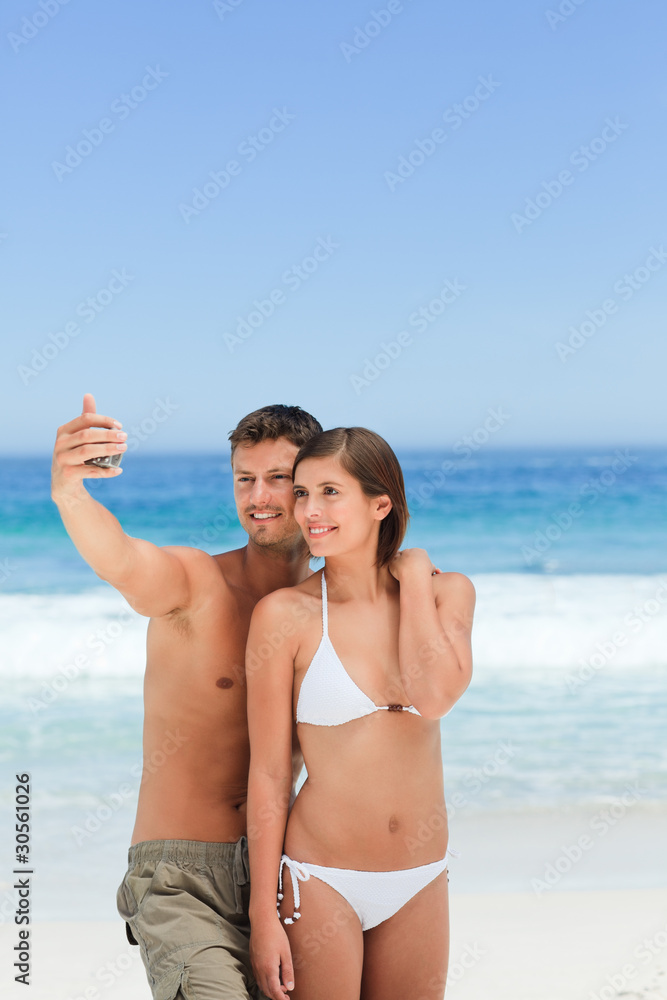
[374,494,393,521]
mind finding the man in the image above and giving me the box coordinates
[51,393,322,1000]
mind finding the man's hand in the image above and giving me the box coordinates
[250,916,295,999]
[51,393,127,501]
[50,393,194,617]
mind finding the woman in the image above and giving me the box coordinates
[246,427,475,1000]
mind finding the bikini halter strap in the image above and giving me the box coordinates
[320,571,329,636]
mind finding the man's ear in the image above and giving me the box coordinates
[374,494,393,521]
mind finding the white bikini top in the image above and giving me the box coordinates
[296,572,422,727]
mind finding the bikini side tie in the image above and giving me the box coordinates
[278,855,311,924]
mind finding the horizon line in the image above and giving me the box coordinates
[1,442,664,459]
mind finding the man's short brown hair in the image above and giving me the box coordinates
[228,404,322,460]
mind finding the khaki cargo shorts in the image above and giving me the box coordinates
[117,838,269,1000]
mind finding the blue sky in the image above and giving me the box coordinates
[2,0,665,452]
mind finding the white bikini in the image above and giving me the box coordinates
[278,571,455,932]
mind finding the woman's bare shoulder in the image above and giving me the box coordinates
[252,571,323,623]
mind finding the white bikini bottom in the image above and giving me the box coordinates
[278,848,457,932]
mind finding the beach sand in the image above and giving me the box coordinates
[448,888,667,999]
[1,888,665,1000]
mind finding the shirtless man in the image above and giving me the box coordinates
[50,394,322,1000]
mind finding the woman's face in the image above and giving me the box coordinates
[292,455,391,559]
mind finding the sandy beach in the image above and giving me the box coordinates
[447,888,667,1000]
[2,887,665,1000]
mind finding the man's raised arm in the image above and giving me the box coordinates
[51,393,191,618]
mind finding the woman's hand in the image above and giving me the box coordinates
[250,915,295,1000]
[389,548,441,581]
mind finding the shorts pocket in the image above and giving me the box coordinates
[117,860,164,919]
[153,962,185,1000]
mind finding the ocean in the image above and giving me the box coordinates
[1,447,666,919]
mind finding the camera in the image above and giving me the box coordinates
[84,453,123,469]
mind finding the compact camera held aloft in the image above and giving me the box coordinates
[84,453,123,469]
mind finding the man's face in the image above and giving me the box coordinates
[232,437,304,552]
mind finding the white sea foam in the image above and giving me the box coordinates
[2,574,666,681]
[472,573,667,670]
[1,590,147,680]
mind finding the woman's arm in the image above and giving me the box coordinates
[390,549,475,719]
[246,591,298,1000]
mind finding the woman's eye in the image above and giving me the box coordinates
[324,488,338,495]
[293,490,307,498]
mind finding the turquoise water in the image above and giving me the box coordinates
[2,447,667,593]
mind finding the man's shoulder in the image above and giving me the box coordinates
[160,545,234,595]
[161,544,225,568]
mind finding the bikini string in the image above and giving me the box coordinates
[278,856,311,924]
[277,848,459,921]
